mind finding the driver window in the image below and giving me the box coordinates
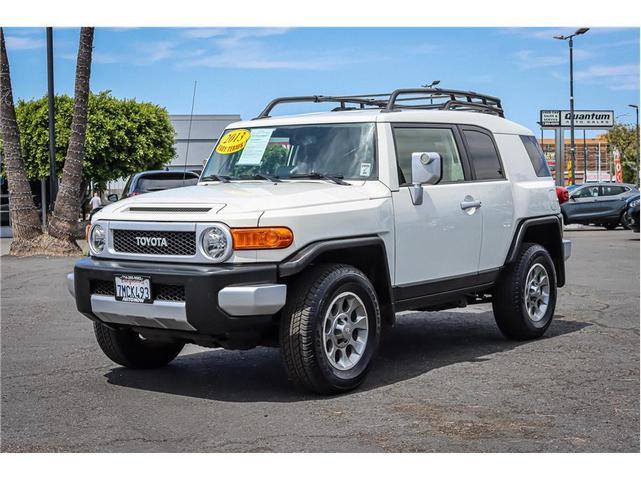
[574,186,599,198]
[393,127,464,185]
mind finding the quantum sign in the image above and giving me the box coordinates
[539,110,614,128]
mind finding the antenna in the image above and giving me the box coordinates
[183,80,197,184]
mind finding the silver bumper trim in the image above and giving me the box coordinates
[67,272,75,298]
[90,295,195,331]
[563,239,572,261]
[218,284,287,316]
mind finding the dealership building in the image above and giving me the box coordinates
[539,135,615,183]
[168,114,241,173]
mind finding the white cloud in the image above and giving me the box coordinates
[5,35,44,50]
[182,27,290,39]
[513,48,591,70]
[179,27,356,70]
[133,40,179,65]
[575,63,640,91]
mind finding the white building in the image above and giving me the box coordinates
[168,114,241,173]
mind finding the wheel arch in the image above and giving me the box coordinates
[279,237,395,325]
[505,216,566,287]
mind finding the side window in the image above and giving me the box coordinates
[520,135,552,177]
[601,185,626,196]
[393,127,464,185]
[574,185,599,198]
[462,129,504,180]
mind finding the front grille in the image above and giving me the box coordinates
[92,279,115,296]
[155,284,185,302]
[91,280,185,302]
[112,229,196,256]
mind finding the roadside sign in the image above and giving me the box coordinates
[614,150,623,183]
[539,110,614,128]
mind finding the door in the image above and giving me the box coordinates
[391,124,482,287]
[594,184,629,221]
[564,184,601,222]
[458,127,514,272]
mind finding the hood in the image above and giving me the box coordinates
[95,181,377,223]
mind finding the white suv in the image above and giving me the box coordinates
[68,88,571,394]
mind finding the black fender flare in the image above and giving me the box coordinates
[278,236,395,322]
[504,215,566,287]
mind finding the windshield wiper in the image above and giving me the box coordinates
[288,172,351,186]
[240,173,282,183]
[200,174,230,183]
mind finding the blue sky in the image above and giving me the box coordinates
[4,27,640,136]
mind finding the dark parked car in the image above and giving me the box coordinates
[119,170,200,199]
[561,182,638,230]
[625,196,640,232]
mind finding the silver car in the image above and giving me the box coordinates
[561,182,639,229]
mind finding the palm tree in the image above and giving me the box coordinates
[48,27,94,249]
[0,27,43,251]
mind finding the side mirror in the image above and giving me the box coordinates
[409,152,442,205]
[107,193,118,202]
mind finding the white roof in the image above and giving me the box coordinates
[228,109,533,136]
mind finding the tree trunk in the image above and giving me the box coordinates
[0,27,43,251]
[48,27,94,249]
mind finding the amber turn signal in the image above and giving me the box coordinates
[85,224,92,242]
[231,227,293,250]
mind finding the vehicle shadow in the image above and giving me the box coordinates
[104,309,589,403]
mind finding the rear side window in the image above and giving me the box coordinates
[521,135,552,177]
[601,185,627,196]
[462,129,504,180]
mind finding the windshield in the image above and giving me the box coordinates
[201,123,376,181]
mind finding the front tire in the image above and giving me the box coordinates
[492,243,557,340]
[279,264,381,394]
[94,322,184,368]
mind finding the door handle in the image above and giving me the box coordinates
[460,199,482,210]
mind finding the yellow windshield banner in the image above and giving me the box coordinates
[215,129,251,154]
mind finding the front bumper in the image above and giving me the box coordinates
[71,257,286,339]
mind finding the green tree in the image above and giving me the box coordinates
[15,91,176,191]
[606,123,639,184]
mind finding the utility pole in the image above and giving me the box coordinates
[554,28,589,186]
[46,27,57,211]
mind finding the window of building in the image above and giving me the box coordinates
[462,129,504,180]
[393,127,464,185]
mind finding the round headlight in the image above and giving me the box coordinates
[89,224,106,254]
[201,226,232,262]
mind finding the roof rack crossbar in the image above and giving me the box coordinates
[254,95,388,119]
[254,88,504,119]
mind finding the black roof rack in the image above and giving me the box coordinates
[254,88,504,119]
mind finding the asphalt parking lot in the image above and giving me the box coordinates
[1,228,639,452]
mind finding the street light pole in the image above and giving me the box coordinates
[629,104,640,186]
[568,35,576,185]
[554,28,589,186]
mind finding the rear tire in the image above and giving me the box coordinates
[279,264,381,394]
[492,243,557,340]
[94,322,184,368]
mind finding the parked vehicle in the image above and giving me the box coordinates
[561,182,638,229]
[119,170,200,199]
[556,186,569,205]
[67,88,571,394]
[626,197,640,232]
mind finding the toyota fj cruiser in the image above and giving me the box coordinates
[68,88,571,394]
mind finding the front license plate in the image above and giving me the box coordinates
[114,275,152,303]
